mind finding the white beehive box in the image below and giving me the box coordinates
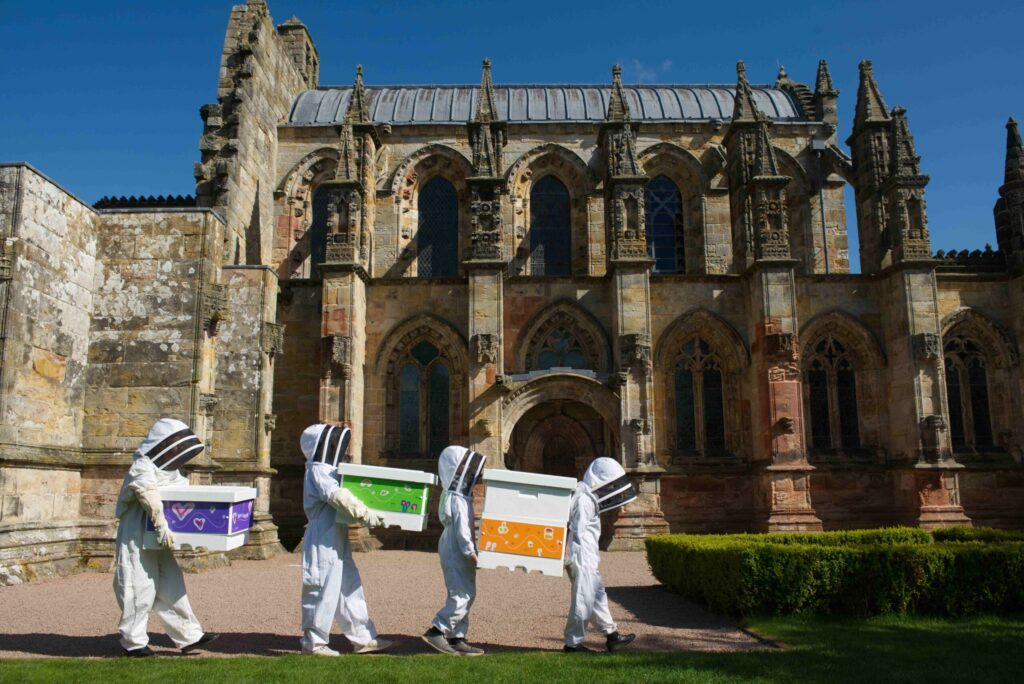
[337,463,438,531]
[476,468,577,577]
[143,485,257,552]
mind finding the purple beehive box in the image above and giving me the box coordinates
[143,485,257,551]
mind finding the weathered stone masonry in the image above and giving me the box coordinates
[2,0,1024,582]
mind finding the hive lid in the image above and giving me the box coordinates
[482,468,577,490]
[156,485,257,502]
[339,462,439,486]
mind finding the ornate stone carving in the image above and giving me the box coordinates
[198,392,219,416]
[919,414,948,463]
[264,413,277,432]
[261,322,285,357]
[325,334,353,379]
[620,333,652,372]
[467,184,504,262]
[474,333,499,366]
[912,332,941,364]
[200,284,229,335]
[764,331,799,363]
[0,239,15,281]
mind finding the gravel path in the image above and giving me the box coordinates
[0,551,764,658]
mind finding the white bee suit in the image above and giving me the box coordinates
[431,446,485,639]
[113,418,206,652]
[299,424,381,652]
[563,457,636,647]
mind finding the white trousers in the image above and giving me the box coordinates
[113,548,204,651]
[563,564,617,646]
[300,550,377,650]
[432,553,476,639]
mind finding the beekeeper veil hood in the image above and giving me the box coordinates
[300,423,352,467]
[438,446,485,498]
[139,418,204,471]
[582,457,636,514]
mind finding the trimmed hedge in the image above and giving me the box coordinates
[646,528,1024,617]
[933,526,1024,543]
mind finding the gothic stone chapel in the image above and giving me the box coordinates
[3,0,1024,581]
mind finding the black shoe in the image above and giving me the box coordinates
[122,646,155,658]
[181,632,220,654]
[606,631,636,652]
[563,643,595,653]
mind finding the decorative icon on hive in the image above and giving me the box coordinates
[543,527,554,540]
[497,521,509,535]
[171,502,194,521]
[360,479,372,487]
[379,489,390,497]
[193,518,206,531]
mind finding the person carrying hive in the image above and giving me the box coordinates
[299,423,392,656]
[112,418,219,657]
[422,446,487,656]
[562,457,637,653]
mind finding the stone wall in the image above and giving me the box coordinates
[83,210,223,453]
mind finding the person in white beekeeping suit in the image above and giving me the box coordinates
[112,418,219,657]
[299,423,392,656]
[422,446,487,656]
[562,456,637,653]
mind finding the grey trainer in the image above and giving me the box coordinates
[422,630,458,655]
[448,638,485,656]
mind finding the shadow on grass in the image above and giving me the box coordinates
[2,617,1023,684]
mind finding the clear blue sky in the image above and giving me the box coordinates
[2,0,1022,268]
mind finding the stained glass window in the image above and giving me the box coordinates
[398,364,420,453]
[536,330,589,370]
[428,364,450,457]
[645,175,684,273]
[673,337,726,456]
[308,187,330,279]
[418,177,458,278]
[396,341,451,457]
[804,336,860,452]
[530,175,571,276]
[944,337,993,452]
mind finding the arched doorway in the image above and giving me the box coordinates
[508,403,608,479]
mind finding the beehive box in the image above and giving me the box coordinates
[337,463,438,531]
[476,469,577,577]
[144,485,257,551]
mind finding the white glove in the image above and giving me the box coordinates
[138,487,176,549]
[366,512,385,528]
[328,487,373,526]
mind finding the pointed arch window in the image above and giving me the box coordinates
[307,186,331,279]
[645,175,684,273]
[530,175,571,276]
[418,177,458,278]
[804,335,860,452]
[944,336,993,451]
[672,337,726,455]
[535,329,590,370]
[396,340,451,457]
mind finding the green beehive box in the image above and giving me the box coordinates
[336,463,438,531]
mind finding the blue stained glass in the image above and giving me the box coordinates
[530,175,571,276]
[645,175,683,273]
[411,340,439,366]
[674,368,696,451]
[399,364,420,453]
[536,332,588,370]
[418,177,458,277]
[428,364,450,457]
[308,187,330,279]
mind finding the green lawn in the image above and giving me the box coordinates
[2,615,1021,683]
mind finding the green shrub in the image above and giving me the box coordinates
[645,532,1024,617]
[932,526,1024,543]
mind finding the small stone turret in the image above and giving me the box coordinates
[995,117,1024,275]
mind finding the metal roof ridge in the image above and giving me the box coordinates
[313,83,784,90]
